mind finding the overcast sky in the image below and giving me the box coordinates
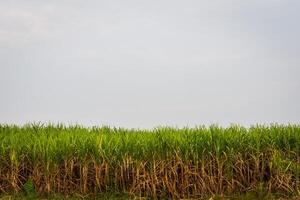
[0,0,299,128]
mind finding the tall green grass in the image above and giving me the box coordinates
[1,124,299,163]
[0,124,300,198]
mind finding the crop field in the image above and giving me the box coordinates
[0,124,300,199]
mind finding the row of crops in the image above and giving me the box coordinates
[0,124,300,199]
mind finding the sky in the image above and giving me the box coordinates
[0,0,299,128]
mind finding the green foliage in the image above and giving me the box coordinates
[0,123,299,180]
[0,124,300,164]
[0,124,300,198]
[23,180,36,198]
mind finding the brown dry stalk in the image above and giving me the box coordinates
[0,155,299,199]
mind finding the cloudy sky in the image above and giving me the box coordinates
[0,0,299,128]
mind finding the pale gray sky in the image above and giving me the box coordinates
[0,0,299,128]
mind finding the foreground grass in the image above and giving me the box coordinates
[1,192,299,200]
[0,124,300,199]
[0,193,131,200]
